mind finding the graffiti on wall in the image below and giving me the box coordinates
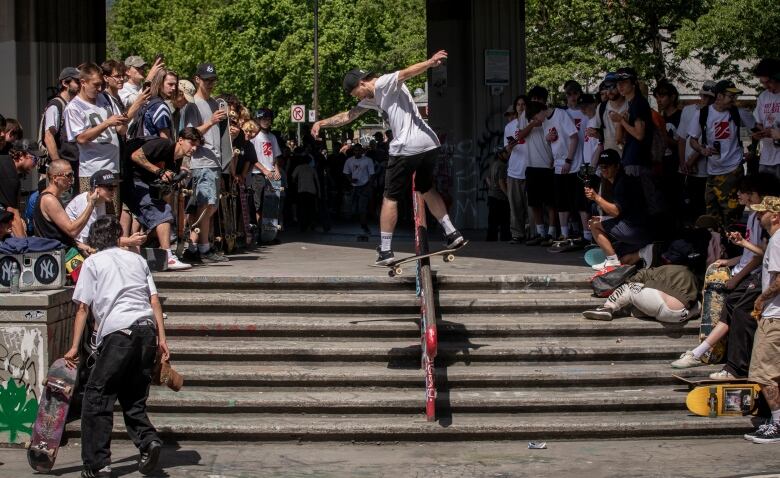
[0,327,44,442]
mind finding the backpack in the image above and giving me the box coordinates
[590,264,638,298]
[37,96,78,162]
[126,96,165,140]
[698,105,742,147]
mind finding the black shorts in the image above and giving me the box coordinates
[384,148,438,201]
[553,173,578,212]
[525,167,554,208]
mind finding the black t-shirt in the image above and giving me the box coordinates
[621,94,653,167]
[0,155,20,209]
[130,138,175,184]
[233,131,258,175]
[612,173,646,225]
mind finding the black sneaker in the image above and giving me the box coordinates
[375,247,395,266]
[81,465,113,478]
[582,306,614,321]
[138,440,162,475]
[745,418,772,441]
[539,235,555,247]
[444,231,466,249]
[509,236,525,244]
[181,249,202,264]
[751,422,780,444]
[201,249,230,263]
[525,236,543,246]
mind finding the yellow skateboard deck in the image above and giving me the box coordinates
[686,383,762,417]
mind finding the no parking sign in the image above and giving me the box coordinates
[291,105,305,123]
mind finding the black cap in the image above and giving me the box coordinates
[58,67,80,82]
[599,148,621,166]
[343,68,372,94]
[615,67,638,81]
[253,108,273,120]
[753,58,780,78]
[577,94,597,106]
[10,139,45,157]
[90,170,120,189]
[195,63,218,80]
[713,79,743,95]
[564,80,583,94]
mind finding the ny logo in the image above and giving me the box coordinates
[37,259,55,280]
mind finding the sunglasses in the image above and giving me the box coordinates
[57,172,75,179]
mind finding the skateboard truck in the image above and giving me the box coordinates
[44,378,72,397]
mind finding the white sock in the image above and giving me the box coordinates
[547,226,556,237]
[583,230,593,241]
[561,226,570,238]
[440,215,456,235]
[380,232,393,252]
[606,254,618,263]
[536,225,545,236]
[198,244,210,254]
[692,341,712,359]
[772,409,780,424]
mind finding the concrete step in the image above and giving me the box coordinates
[143,386,687,413]
[163,312,698,338]
[159,290,603,313]
[66,411,753,441]
[173,362,719,388]
[167,336,696,362]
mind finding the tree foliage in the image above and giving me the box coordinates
[107,0,426,130]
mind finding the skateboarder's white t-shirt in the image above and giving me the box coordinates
[343,155,375,187]
[761,231,780,317]
[72,247,157,346]
[357,71,439,157]
[251,130,281,173]
[64,95,121,177]
[503,117,528,180]
[732,211,763,276]
[543,108,579,174]
[64,191,106,244]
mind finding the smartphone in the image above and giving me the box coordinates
[506,136,515,143]
[142,81,151,89]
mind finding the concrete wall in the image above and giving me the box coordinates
[0,290,75,445]
[427,0,525,229]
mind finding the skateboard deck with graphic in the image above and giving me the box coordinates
[27,358,78,472]
[699,265,731,364]
[374,241,469,277]
[238,184,255,246]
[686,382,762,417]
[260,178,284,243]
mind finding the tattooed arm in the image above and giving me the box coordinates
[311,106,370,138]
[753,272,780,318]
[131,147,174,182]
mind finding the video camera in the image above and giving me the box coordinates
[149,170,189,201]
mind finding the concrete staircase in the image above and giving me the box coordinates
[72,273,753,441]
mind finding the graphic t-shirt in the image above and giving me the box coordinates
[590,100,628,154]
[677,104,707,178]
[503,117,528,180]
[64,95,121,177]
[543,108,579,174]
[753,90,780,166]
[357,71,439,156]
[761,230,780,318]
[251,130,281,173]
[64,191,106,244]
[687,105,742,175]
[732,211,763,276]
[343,155,375,187]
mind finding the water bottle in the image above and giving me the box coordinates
[9,262,20,294]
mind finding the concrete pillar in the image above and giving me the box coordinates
[427,0,525,229]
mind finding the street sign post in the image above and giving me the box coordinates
[291,104,305,144]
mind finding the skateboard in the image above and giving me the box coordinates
[699,264,731,364]
[218,188,237,254]
[27,358,78,472]
[673,374,750,389]
[238,183,255,247]
[584,246,605,266]
[548,238,585,253]
[174,184,208,258]
[375,241,469,277]
[260,178,284,243]
[685,382,762,417]
[217,99,233,175]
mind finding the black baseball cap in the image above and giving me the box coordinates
[343,68,373,94]
[90,170,120,189]
[564,80,583,94]
[577,93,597,105]
[615,67,638,81]
[599,149,621,166]
[10,139,45,157]
[713,79,743,95]
[753,58,780,78]
[195,63,218,80]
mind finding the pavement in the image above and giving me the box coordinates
[3,438,780,477]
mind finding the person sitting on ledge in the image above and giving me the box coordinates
[582,264,702,323]
[584,148,653,271]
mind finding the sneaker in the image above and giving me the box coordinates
[81,465,113,478]
[375,247,395,266]
[708,369,740,380]
[639,243,655,268]
[670,350,706,369]
[525,236,543,246]
[684,301,702,321]
[201,249,230,263]
[444,231,466,249]
[539,235,555,247]
[751,422,780,444]
[591,258,621,271]
[509,236,525,244]
[582,306,614,321]
[138,440,162,475]
[744,419,773,441]
[166,255,192,271]
[181,249,202,264]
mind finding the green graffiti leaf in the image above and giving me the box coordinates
[0,379,39,443]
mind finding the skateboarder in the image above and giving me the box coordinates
[63,215,169,477]
[312,50,464,265]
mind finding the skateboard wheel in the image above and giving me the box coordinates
[388,270,395,278]
[443,254,455,263]
[395,267,402,276]
[193,227,200,234]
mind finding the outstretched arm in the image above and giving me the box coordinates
[312,106,370,138]
[398,50,447,83]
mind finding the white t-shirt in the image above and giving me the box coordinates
[521,112,553,169]
[732,211,763,276]
[677,104,708,178]
[687,105,742,176]
[357,72,439,156]
[761,230,780,317]
[503,118,528,180]
[44,104,61,133]
[543,108,579,174]
[64,95,121,177]
[64,191,106,244]
[118,81,141,109]
[251,130,281,173]
[72,247,157,345]
[567,107,589,167]
[582,115,601,166]
[185,98,222,170]
[590,100,628,154]
[753,90,780,166]
[343,155,375,187]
